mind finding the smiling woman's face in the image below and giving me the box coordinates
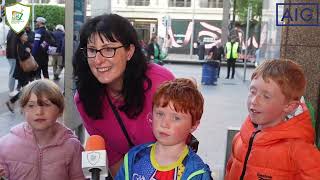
[86,33,135,88]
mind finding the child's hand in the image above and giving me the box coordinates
[0,166,5,177]
[25,47,31,53]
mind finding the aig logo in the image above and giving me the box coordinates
[276,3,319,26]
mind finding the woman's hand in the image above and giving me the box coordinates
[25,47,31,53]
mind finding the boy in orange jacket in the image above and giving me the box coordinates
[225,59,320,180]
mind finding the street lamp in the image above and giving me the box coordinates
[243,1,252,82]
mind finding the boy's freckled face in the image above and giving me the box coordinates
[247,76,289,129]
[152,102,194,146]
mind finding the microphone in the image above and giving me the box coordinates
[82,135,108,180]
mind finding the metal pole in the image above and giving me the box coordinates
[243,3,252,82]
[189,0,195,58]
[32,0,34,31]
[1,0,5,43]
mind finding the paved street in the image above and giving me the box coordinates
[0,56,255,179]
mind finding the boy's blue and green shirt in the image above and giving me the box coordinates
[115,142,213,180]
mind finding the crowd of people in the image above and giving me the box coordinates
[140,34,172,66]
[5,17,65,112]
[0,13,319,180]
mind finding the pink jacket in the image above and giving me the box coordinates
[0,122,85,180]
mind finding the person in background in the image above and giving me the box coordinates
[6,29,18,96]
[116,78,212,180]
[6,31,34,112]
[254,47,260,67]
[25,24,35,47]
[51,24,65,80]
[139,39,148,59]
[208,42,224,78]
[73,14,175,177]
[225,59,320,179]
[162,34,172,54]
[0,79,85,180]
[32,17,49,79]
[148,35,162,64]
[225,36,240,79]
[198,39,205,60]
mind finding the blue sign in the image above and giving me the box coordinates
[73,0,85,52]
[276,3,319,26]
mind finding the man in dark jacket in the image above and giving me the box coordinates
[32,17,49,79]
[51,24,65,80]
[6,29,17,95]
[208,42,225,77]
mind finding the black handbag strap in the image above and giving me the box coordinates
[106,94,134,148]
[16,45,20,61]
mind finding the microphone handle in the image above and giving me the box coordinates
[89,168,101,180]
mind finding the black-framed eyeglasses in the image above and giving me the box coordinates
[81,46,125,59]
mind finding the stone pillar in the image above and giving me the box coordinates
[280,0,320,144]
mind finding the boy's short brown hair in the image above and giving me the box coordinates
[152,78,204,125]
[251,59,306,101]
[20,79,65,113]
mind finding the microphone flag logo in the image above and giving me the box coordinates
[87,152,100,165]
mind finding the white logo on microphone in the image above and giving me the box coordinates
[87,152,100,165]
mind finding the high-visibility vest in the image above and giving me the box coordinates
[226,42,239,59]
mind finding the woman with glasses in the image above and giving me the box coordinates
[73,14,175,177]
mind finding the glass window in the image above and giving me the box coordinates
[169,0,191,7]
[199,0,223,8]
[127,0,150,6]
[217,0,223,8]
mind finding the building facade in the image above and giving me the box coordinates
[19,0,260,55]
[111,0,226,54]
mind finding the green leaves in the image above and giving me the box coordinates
[34,4,64,30]
[235,0,262,25]
[5,0,18,6]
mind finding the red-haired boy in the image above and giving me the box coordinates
[225,59,320,180]
[116,78,212,180]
